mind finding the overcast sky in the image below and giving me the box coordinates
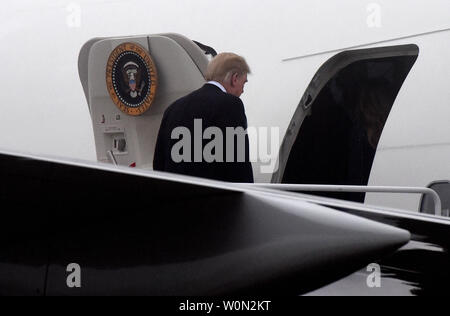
[0,0,449,161]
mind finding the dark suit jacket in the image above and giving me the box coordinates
[153,84,254,183]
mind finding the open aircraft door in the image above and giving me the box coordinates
[272,44,419,203]
[78,34,211,169]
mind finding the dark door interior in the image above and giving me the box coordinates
[275,45,419,203]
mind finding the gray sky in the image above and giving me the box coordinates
[0,0,449,161]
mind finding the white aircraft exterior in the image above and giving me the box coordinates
[1,0,450,297]
[1,1,450,211]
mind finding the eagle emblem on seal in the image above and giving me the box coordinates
[106,43,158,116]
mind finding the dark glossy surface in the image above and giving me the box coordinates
[308,205,450,295]
[0,151,410,296]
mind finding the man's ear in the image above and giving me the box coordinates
[231,73,238,87]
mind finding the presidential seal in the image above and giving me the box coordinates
[106,42,158,116]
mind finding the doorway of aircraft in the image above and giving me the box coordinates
[273,44,419,203]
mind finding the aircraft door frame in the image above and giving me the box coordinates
[272,45,419,200]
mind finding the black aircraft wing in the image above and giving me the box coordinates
[0,149,411,296]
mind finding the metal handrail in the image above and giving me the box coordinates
[246,184,442,216]
[107,150,118,166]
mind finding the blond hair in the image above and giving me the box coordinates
[205,53,251,84]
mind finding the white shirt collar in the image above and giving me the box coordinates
[207,81,227,93]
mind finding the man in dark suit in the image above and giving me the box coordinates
[153,53,254,183]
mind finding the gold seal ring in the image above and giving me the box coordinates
[106,42,158,116]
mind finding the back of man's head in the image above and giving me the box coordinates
[205,53,251,84]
